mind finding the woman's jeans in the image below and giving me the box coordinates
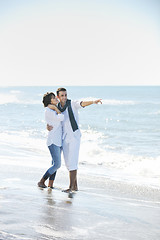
[43,144,61,181]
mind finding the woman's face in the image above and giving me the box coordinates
[50,95,59,105]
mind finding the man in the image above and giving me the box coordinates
[47,87,102,192]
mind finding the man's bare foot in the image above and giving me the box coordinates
[62,188,72,193]
[73,184,78,191]
[38,182,47,188]
[73,178,78,191]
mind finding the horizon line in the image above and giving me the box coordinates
[0,85,160,87]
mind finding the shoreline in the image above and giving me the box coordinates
[1,158,160,194]
[1,162,160,240]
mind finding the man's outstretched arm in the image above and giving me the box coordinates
[80,99,102,107]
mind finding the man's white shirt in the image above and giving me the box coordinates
[61,100,83,143]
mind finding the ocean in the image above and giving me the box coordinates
[0,86,160,188]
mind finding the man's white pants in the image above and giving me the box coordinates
[62,137,81,171]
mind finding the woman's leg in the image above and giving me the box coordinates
[48,171,57,188]
[38,144,61,188]
[38,177,47,188]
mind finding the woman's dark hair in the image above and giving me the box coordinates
[56,87,67,96]
[42,92,55,107]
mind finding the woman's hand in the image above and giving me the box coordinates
[47,124,53,131]
[48,104,61,114]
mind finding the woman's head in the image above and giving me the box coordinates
[42,92,58,107]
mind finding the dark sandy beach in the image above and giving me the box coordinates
[0,162,160,240]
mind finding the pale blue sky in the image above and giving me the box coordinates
[0,0,160,86]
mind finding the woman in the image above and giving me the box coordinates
[38,92,64,188]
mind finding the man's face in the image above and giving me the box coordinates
[57,91,67,104]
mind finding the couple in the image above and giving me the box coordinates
[38,87,102,192]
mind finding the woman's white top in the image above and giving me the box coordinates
[45,107,64,147]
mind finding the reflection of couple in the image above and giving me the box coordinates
[38,87,102,192]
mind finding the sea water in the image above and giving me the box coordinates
[0,86,160,188]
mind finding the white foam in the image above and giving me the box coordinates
[78,97,136,105]
[1,129,160,188]
[152,110,160,115]
[0,231,31,240]
[21,100,41,105]
[0,131,48,167]
[0,93,138,106]
[35,224,89,239]
[10,90,21,94]
[0,92,41,105]
[102,99,135,105]
[0,93,19,104]
[80,133,160,175]
[78,129,160,188]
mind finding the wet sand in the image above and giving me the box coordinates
[0,163,160,240]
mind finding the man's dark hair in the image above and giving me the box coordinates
[42,92,55,107]
[56,87,67,96]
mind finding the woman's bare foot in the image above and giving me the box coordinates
[38,182,47,188]
[48,186,54,189]
[38,178,47,188]
[48,180,54,189]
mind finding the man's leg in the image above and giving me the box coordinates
[62,138,80,192]
[69,170,77,190]
[62,170,77,193]
[74,178,78,191]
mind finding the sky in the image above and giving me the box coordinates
[0,0,160,86]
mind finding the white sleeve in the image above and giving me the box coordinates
[45,109,64,123]
[72,100,83,109]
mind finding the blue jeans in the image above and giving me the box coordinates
[43,144,61,181]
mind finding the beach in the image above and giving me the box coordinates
[0,86,160,239]
[1,0,160,236]
[1,161,160,240]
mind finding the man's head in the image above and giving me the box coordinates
[56,87,67,104]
